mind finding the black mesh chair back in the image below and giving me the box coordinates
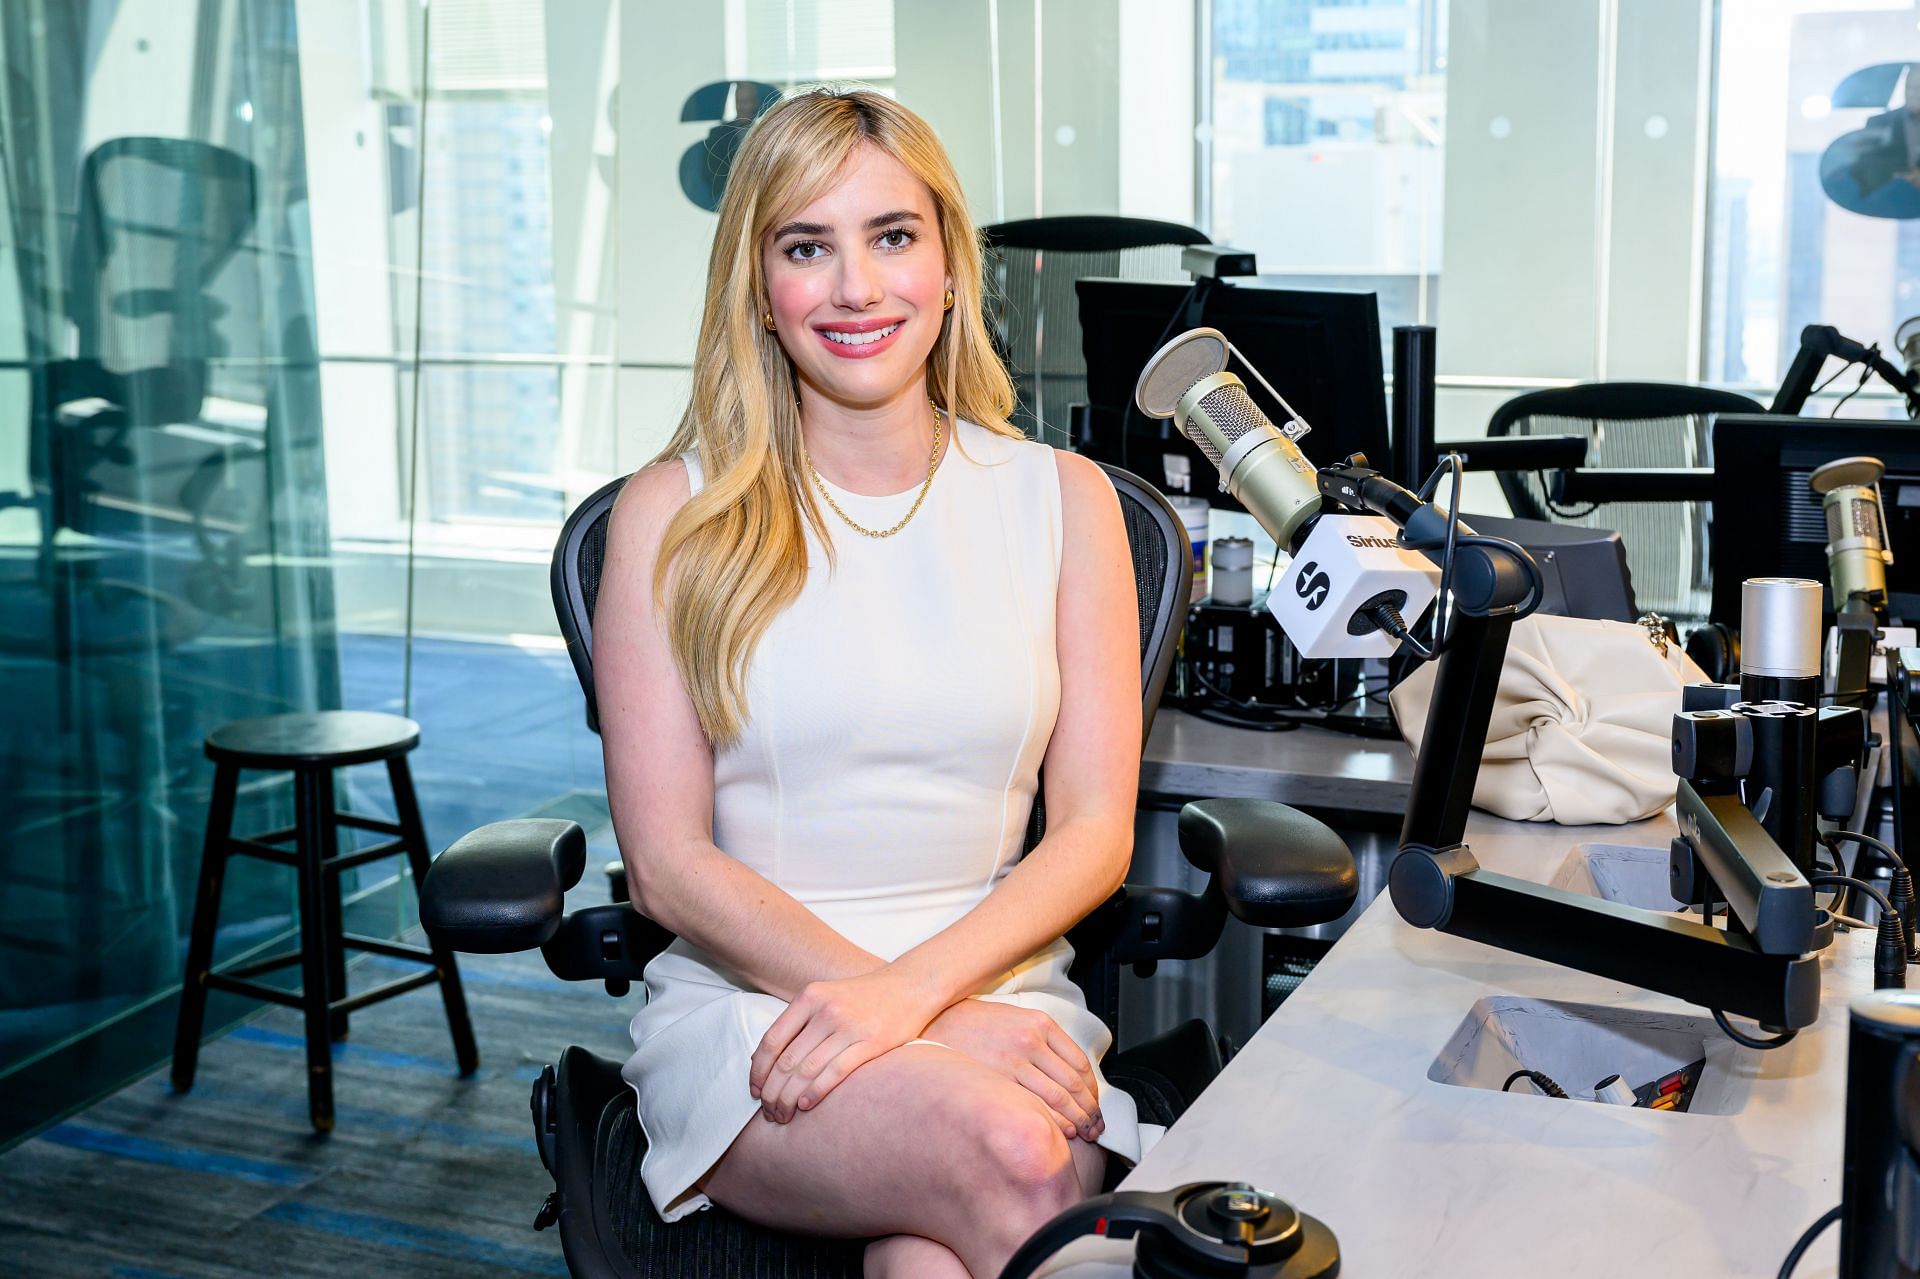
[983,216,1208,448]
[1487,381,1765,619]
[68,137,257,422]
[552,457,1190,740]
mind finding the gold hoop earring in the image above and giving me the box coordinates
[942,289,955,311]
[762,312,777,332]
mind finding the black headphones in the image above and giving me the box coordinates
[996,1182,1340,1279]
[1685,622,1741,684]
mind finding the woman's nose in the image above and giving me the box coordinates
[831,250,885,311]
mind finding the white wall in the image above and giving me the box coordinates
[1434,0,1712,451]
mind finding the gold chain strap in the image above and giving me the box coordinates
[807,398,945,539]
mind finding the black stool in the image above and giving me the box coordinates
[171,710,479,1131]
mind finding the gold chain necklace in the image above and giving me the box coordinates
[806,398,945,539]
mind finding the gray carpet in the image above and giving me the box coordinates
[0,876,632,1278]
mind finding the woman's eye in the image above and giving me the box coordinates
[786,241,826,262]
[878,228,915,250]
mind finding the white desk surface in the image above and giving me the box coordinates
[1048,810,1871,1279]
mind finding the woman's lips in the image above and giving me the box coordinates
[814,318,906,359]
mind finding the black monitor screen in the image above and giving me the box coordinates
[1711,413,1920,624]
[1073,279,1390,509]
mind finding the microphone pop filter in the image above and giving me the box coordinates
[1135,327,1230,419]
[1810,456,1886,494]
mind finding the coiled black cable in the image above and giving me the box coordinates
[1501,1069,1568,1098]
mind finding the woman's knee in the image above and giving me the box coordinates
[967,1096,1080,1208]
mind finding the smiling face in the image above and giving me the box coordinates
[762,143,951,413]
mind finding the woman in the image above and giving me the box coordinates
[593,87,1148,1279]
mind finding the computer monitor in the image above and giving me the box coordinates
[1073,280,1390,509]
[1711,413,1920,623]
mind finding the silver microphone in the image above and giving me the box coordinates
[1897,316,1920,385]
[1134,327,1322,550]
[1809,456,1892,610]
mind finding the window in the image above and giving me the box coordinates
[1706,1,1920,405]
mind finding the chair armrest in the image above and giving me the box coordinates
[420,819,586,954]
[1178,798,1358,928]
[541,902,676,986]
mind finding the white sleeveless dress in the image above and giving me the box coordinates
[622,417,1156,1221]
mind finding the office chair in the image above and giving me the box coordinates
[7,137,263,655]
[1486,382,1765,620]
[983,216,1209,447]
[419,461,1359,1278]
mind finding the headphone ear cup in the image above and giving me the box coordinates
[1685,623,1740,684]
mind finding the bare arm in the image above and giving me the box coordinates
[595,460,881,1000]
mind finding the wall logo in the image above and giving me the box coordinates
[1819,62,1920,220]
[1295,561,1331,611]
[679,81,780,211]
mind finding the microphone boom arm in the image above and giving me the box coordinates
[1312,461,1831,1029]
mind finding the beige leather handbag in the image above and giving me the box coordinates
[1389,614,1708,825]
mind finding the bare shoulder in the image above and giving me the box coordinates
[607,456,693,554]
[1051,448,1123,539]
[1052,445,1121,549]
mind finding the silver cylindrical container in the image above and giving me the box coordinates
[1741,576,1823,677]
[1210,537,1255,606]
[1741,577,1823,706]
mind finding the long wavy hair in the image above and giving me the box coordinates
[648,88,1019,748]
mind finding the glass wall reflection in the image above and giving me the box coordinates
[0,0,338,1081]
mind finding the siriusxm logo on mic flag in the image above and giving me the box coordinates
[1267,515,1442,658]
[1294,562,1331,610]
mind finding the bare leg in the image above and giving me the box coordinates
[865,1235,970,1278]
[702,1043,1092,1279]
[864,1138,1106,1276]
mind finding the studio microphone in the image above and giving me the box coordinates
[1134,327,1323,551]
[1809,456,1892,614]
[1897,315,1920,386]
[1134,328,1440,658]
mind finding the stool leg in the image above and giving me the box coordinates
[294,766,336,1132]
[388,754,479,1075]
[172,761,240,1093]
[316,771,349,1041]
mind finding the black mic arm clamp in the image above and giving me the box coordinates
[1313,457,1540,618]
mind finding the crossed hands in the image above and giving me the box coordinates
[749,970,1104,1142]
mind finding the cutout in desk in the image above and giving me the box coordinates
[1548,843,1688,914]
[1428,996,1740,1116]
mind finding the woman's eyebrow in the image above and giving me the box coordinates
[772,219,830,239]
[771,210,923,240]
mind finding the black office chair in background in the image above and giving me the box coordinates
[8,136,264,654]
[983,216,1209,447]
[418,462,1359,1278]
[1486,381,1766,621]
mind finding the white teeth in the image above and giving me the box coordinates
[821,323,900,346]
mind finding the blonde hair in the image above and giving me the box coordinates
[647,88,1020,747]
